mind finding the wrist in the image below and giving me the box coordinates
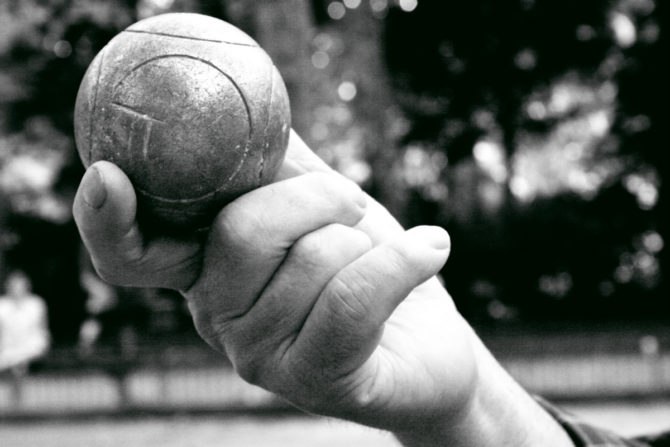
[394,326,574,447]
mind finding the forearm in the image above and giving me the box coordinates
[394,328,575,447]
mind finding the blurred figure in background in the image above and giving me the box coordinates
[77,270,116,356]
[0,270,50,405]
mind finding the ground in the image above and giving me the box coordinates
[1,401,669,447]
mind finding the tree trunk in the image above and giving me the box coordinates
[225,1,407,220]
[225,0,316,136]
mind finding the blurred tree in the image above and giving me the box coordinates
[613,0,668,315]
[225,0,317,136]
[1,0,666,346]
[0,0,141,343]
[382,0,668,322]
[314,1,410,216]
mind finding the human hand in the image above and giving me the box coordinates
[72,131,573,447]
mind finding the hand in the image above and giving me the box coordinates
[72,131,574,447]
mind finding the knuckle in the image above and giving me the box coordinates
[234,355,263,385]
[291,239,328,271]
[189,308,228,352]
[190,312,268,387]
[344,227,373,253]
[91,255,152,288]
[229,340,272,387]
[333,373,382,412]
[291,224,345,263]
[91,261,126,286]
[89,252,147,288]
[212,203,265,254]
[213,202,245,241]
[325,223,368,243]
[108,232,147,271]
[322,226,372,262]
[292,228,325,255]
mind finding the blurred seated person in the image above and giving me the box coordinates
[72,130,668,447]
[0,270,50,403]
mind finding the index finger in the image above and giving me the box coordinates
[278,130,405,245]
[273,130,334,181]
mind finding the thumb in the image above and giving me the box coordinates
[72,161,201,289]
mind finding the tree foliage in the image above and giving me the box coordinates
[0,0,666,345]
[382,0,667,322]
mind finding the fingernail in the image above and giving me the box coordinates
[423,226,451,251]
[82,166,106,209]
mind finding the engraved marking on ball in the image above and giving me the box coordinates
[258,64,276,183]
[110,102,165,158]
[123,29,259,47]
[111,54,255,204]
[88,48,105,166]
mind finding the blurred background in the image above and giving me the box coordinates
[0,0,668,445]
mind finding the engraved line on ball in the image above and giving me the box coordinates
[123,29,259,48]
[257,63,276,184]
[88,47,106,166]
[112,54,255,204]
[110,102,166,158]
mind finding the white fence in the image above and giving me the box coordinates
[1,351,669,417]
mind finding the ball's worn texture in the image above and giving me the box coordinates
[74,13,291,230]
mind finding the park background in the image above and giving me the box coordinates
[0,0,668,445]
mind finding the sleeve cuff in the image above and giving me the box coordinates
[534,396,651,447]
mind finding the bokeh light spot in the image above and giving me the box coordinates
[473,140,507,182]
[399,0,418,13]
[327,1,346,20]
[312,51,330,69]
[641,231,664,253]
[514,48,537,70]
[337,81,357,101]
[576,24,596,41]
[54,40,72,58]
[611,12,636,48]
[370,0,388,13]
[527,101,547,120]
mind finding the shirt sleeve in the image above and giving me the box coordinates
[535,396,653,447]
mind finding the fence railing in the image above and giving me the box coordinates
[1,332,669,417]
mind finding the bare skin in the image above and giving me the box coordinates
[72,131,574,446]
